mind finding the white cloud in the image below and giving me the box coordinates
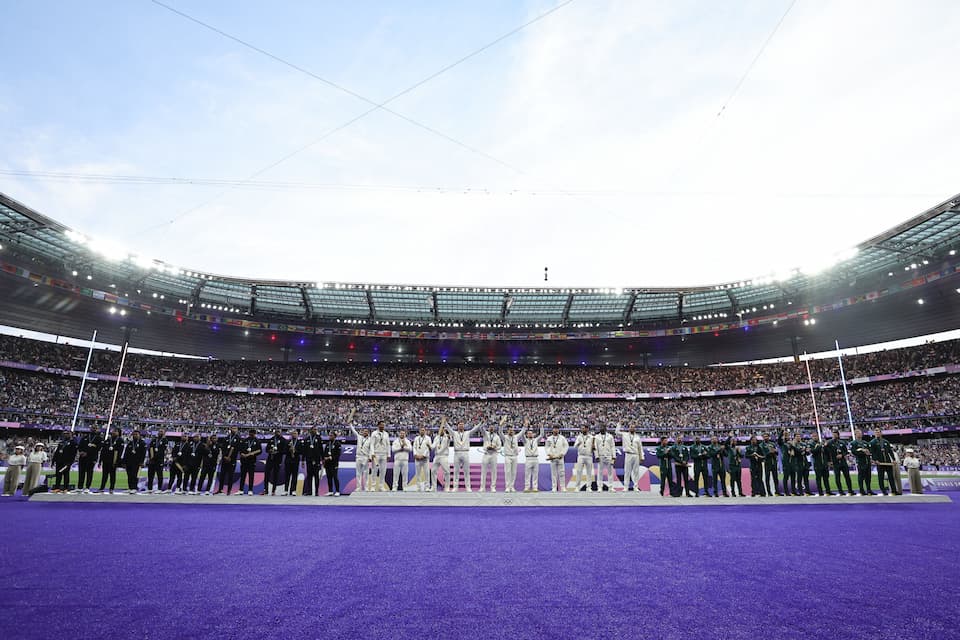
[1,0,958,288]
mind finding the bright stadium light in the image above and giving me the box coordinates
[108,307,116,314]
[917,298,925,305]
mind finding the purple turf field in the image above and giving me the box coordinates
[1,497,958,639]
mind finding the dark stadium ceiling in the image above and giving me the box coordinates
[1,190,959,330]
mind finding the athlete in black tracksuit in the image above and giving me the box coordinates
[262,429,285,495]
[323,434,342,495]
[216,428,242,495]
[197,435,220,494]
[238,430,261,495]
[283,429,301,496]
[121,431,147,492]
[147,431,167,492]
[77,426,102,491]
[98,429,124,493]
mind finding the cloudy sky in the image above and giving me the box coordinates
[1,0,958,288]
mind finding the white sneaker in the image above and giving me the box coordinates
[247,490,253,496]
[334,492,340,496]
[465,488,473,492]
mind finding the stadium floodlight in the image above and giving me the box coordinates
[917,298,924,305]
[86,275,92,280]
[950,249,957,256]
[108,307,116,314]
[119,309,127,316]
[71,270,78,276]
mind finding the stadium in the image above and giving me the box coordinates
[2,3,959,639]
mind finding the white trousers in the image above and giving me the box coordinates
[623,453,640,490]
[524,458,539,490]
[432,457,449,491]
[597,456,616,488]
[503,456,518,492]
[372,456,388,491]
[480,453,498,491]
[574,457,594,489]
[414,459,430,489]
[393,459,409,491]
[549,459,565,491]
[452,451,471,491]
[355,456,369,492]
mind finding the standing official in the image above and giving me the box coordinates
[198,435,220,495]
[412,427,432,492]
[238,429,261,496]
[573,426,595,492]
[369,422,391,492]
[850,429,874,496]
[545,427,568,492]
[519,421,544,493]
[449,422,480,492]
[480,424,502,492]
[826,431,854,496]
[616,424,642,491]
[98,428,123,494]
[302,427,323,496]
[146,430,166,493]
[323,431,342,496]
[594,426,617,492]
[76,426,102,494]
[121,430,147,494]
[392,429,412,492]
[903,448,922,494]
[791,433,810,495]
[431,421,451,492]
[498,421,521,493]
[263,428,285,496]
[283,429,301,496]
[52,431,77,494]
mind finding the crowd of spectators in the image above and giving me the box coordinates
[1,367,957,435]
[1,335,958,395]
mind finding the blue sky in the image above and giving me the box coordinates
[2,1,959,287]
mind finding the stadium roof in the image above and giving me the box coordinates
[1,190,958,329]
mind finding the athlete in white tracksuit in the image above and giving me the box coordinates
[546,428,569,491]
[519,422,545,492]
[616,424,642,491]
[392,430,412,491]
[594,427,617,491]
[573,428,596,491]
[480,427,502,492]
[498,423,522,493]
[449,423,480,492]
[368,422,391,491]
[412,427,431,491]
[350,424,371,492]
[431,422,451,492]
